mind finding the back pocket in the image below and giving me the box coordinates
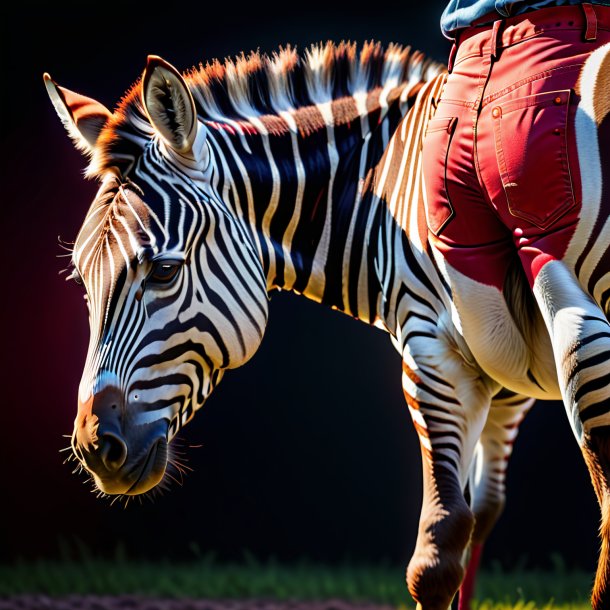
[492,89,576,229]
[422,116,457,236]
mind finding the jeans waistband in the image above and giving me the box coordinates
[447,3,610,70]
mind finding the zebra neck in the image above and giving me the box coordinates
[216,90,410,327]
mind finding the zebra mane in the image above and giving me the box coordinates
[89,41,443,179]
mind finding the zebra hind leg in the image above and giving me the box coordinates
[532,260,610,608]
[457,390,534,610]
[402,345,492,610]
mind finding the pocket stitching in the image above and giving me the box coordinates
[482,64,583,108]
[494,91,576,229]
[426,117,455,134]
[433,118,458,236]
[499,88,571,115]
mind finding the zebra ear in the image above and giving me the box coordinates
[43,73,111,154]
[142,55,198,155]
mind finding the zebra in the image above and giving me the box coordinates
[43,40,608,608]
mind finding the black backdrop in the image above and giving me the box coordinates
[0,0,599,572]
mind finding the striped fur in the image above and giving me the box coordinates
[372,42,610,609]
[47,42,528,610]
[47,41,610,609]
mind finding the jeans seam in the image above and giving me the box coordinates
[481,64,585,107]
[433,98,473,108]
[473,51,500,221]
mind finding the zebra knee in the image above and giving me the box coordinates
[407,497,474,610]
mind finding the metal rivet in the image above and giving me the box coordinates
[553,127,561,135]
[492,107,501,118]
[554,96,563,105]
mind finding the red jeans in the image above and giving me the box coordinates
[423,3,610,288]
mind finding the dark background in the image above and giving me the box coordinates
[1,1,599,574]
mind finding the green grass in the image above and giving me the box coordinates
[0,553,593,609]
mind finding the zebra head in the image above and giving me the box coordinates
[47,44,440,495]
[46,57,269,496]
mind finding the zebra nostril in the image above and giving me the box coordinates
[99,432,128,472]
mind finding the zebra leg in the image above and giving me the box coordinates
[457,390,534,610]
[402,343,492,610]
[533,260,610,609]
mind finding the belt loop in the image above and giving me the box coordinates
[447,41,457,73]
[490,20,502,59]
[582,3,598,41]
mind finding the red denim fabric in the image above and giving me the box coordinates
[422,3,610,288]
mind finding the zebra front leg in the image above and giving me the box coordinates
[458,390,534,610]
[533,260,610,609]
[402,344,492,610]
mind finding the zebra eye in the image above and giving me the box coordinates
[149,261,181,285]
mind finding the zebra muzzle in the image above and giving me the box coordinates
[73,385,169,495]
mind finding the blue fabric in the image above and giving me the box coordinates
[441,0,610,38]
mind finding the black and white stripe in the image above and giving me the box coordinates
[53,39,610,607]
[66,43,450,443]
